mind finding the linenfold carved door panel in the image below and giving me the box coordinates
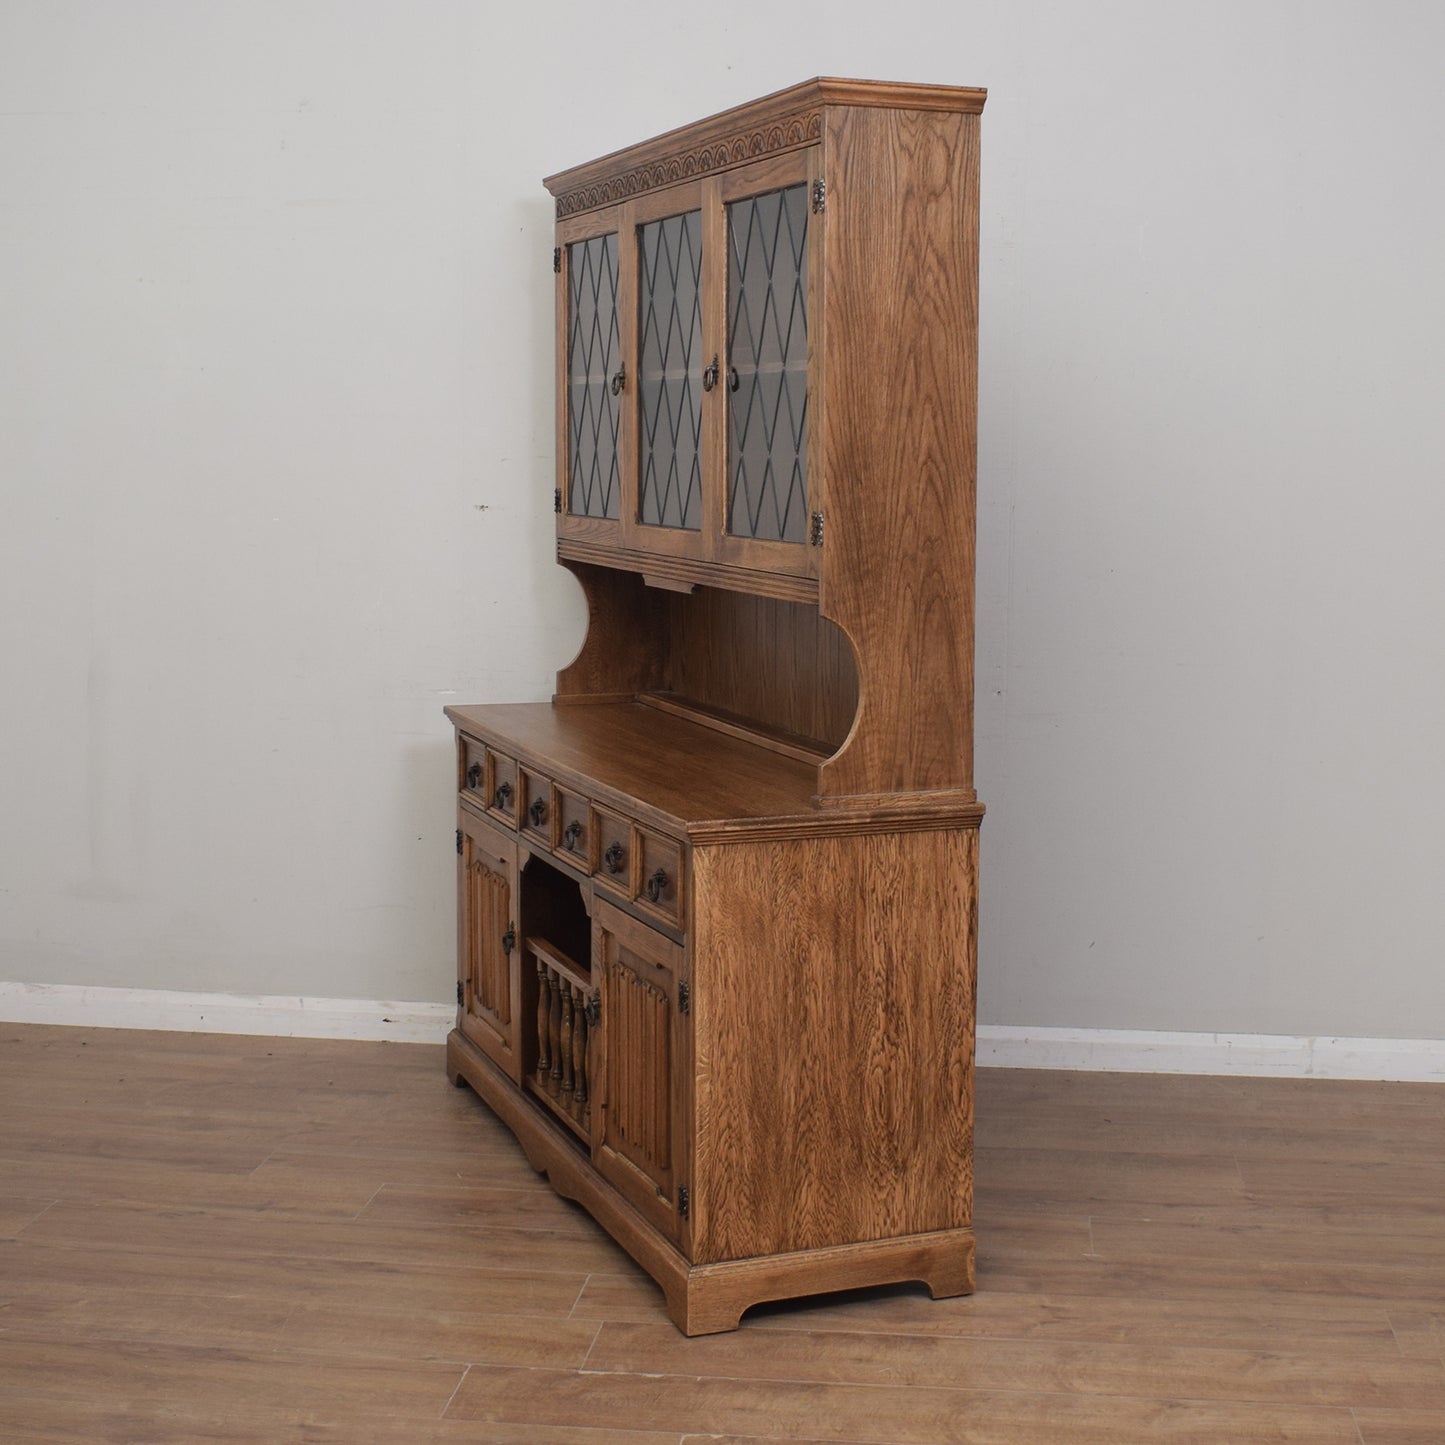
[457,809,520,1081]
[594,898,686,1242]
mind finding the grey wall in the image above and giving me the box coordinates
[3,1,1442,1038]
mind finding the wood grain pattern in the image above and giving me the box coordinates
[691,826,978,1262]
[664,587,857,751]
[817,105,981,800]
[447,80,993,1339]
[553,561,667,700]
[556,537,818,603]
[455,807,518,1081]
[9,1025,1445,1440]
[544,77,985,219]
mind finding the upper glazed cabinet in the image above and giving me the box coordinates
[553,151,820,587]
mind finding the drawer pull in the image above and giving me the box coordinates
[494,781,514,810]
[501,927,516,956]
[604,841,626,874]
[529,798,547,827]
[563,820,583,850]
[466,762,482,788]
[646,867,669,903]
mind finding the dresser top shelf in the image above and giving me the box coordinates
[444,700,980,843]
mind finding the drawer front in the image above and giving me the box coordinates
[520,767,554,846]
[593,808,632,897]
[636,827,685,925]
[554,787,592,869]
[460,736,487,800]
[487,750,519,826]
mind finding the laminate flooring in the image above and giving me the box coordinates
[2,1023,1443,1443]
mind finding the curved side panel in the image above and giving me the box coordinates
[554,560,668,701]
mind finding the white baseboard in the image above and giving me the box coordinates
[977,1024,1445,1082]
[0,981,453,1045]
[3,983,1443,1081]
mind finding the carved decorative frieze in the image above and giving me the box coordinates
[553,109,823,218]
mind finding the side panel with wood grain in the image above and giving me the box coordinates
[817,105,980,800]
[690,825,978,1262]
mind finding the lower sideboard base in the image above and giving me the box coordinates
[447,1028,977,1336]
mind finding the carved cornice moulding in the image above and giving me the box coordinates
[544,77,986,220]
[552,109,822,218]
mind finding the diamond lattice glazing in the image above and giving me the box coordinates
[726,185,809,543]
[567,233,621,520]
[637,210,703,531]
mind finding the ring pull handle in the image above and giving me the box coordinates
[563,820,583,850]
[610,364,626,396]
[728,365,739,393]
[702,356,719,392]
[501,926,516,956]
[493,781,513,810]
[646,868,669,904]
[604,841,625,875]
[466,762,482,789]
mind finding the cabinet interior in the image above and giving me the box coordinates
[520,852,591,972]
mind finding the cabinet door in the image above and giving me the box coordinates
[631,182,712,560]
[708,146,820,575]
[557,206,627,543]
[713,150,820,580]
[594,898,687,1241]
[457,807,521,1082]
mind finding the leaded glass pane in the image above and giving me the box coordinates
[726,184,809,544]
[637,210,703,531]
[566,233,620,520]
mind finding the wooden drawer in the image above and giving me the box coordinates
[487,749,518,826]
[593,807,632,897]
[554,786,592,869]
[520,767,554,846]
[636,827,684,926]
[460,735,487,800]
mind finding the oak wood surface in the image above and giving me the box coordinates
[446,701,983,842]
[663,587,857,752]
[544,77,986,219]
[691,827,978,1262]
[6,1023,1445,1441]
[817,103,981,800]
[455,79,991,1342]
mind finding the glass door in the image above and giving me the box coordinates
[556,205,626,543]
[714,151,820,579]
[628,182,712,561]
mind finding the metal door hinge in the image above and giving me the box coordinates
[678,1185,690,1219]
[678,979,690,1015]
[455,829,463,856]
[553,488,562,514]
[552,246,561,273]
[809,511,824,546]
[811,178,826,213]
[456,979,464,1008]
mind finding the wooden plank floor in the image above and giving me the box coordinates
[2,1024,1443,1443]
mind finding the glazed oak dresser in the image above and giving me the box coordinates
[445,76,986,1334]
